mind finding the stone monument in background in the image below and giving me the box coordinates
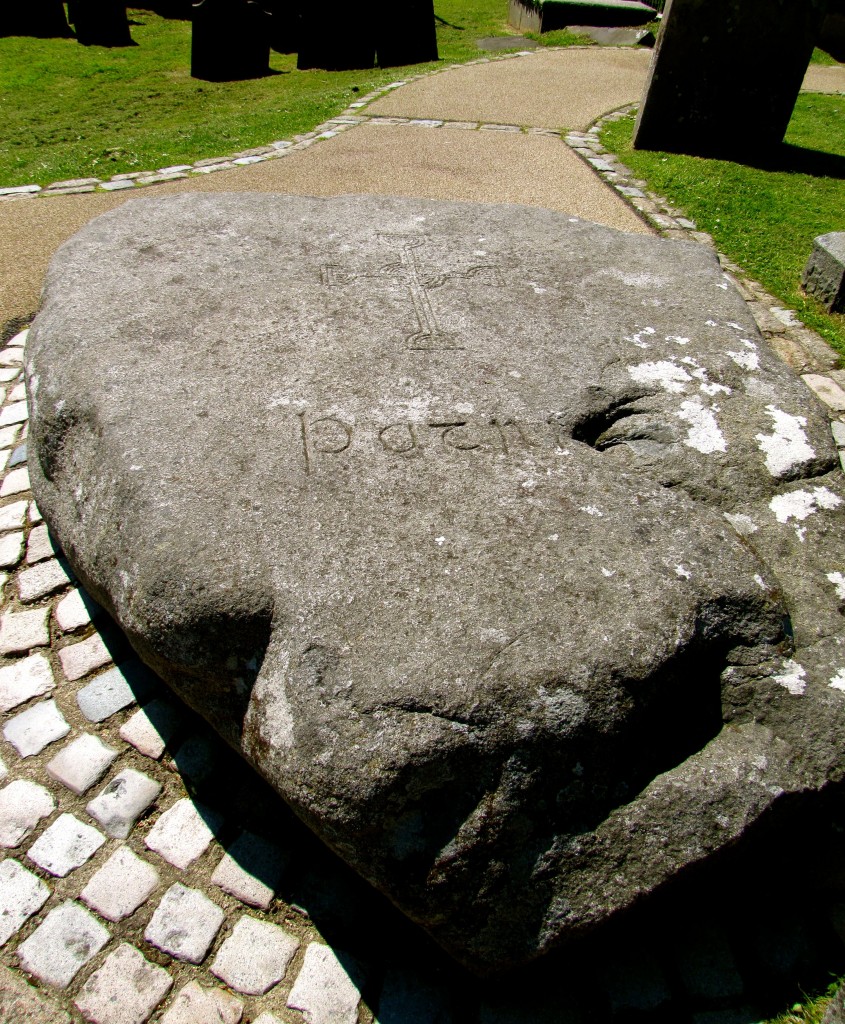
[69,0,134,46]
[0,0,73,37]
[191,0,270,80]
[634,0,831,157]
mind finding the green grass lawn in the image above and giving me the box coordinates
[0,0,577,187]
[600,93,845,359]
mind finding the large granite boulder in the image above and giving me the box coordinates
[26,195,845,971]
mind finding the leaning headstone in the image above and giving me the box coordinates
[71,0,134,46]
[634,0,830,157]
[509,0,655,34]
[0,0,73,37]
[266,0,298,54]
[803,233,845,313]
[297,2,374,70]
[27,194,845,972]
[375,0,438,68]
[191,0,270,81]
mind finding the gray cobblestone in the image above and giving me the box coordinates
[0,498,27,532]
[0,530,24,568]
[74,941,173,1024]
[287,943,363,1024]
[59,630,113,681]
[99,180,137,191]
[211,916,299,995]
[158,981,243,1024]
[211,831,287,909]
[802,373,845,412]
[86,767,162,839]
[145,798,223,870]
[26,524,59,564]
[81,846,160,922]
[18,557,74,601]
[0,858,50,944]
[0,652,54,711]
[77,660,156,722]
[46,733,118,795]
[145,883,225,964]
[119,699,181,759]
[28,500,43,524]
[0,779,54,846]
[3,698,70,756]
[55,586,101,632]
[17,900,110,988]
[0,605,50,654]
[26,812,106,877]
[833,420,845,447]
[8,442,27,467]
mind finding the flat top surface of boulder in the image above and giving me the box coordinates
[26,194,845,970]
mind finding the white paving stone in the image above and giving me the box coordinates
[211,916,299,995]
[0,529,23,567]
[3,698,70,756]
[0,779,54,846]
[158,981,243,1024]
[86,768,161,839]
[26,812,106,877]
[0,858,50,945]
[8,382,26,402]
[26,523,59,563]
[0,605,50,654]
[287,944,363,1024]
[803,373,845,412]
[0,367,20,383]
[17,901,109,989]
[0,652,54,711]
[59,630,112,681]
[0,466,29,496]
[119,699,182,759]
[7,329,28,347]
[144,883,224,963]
[0,498,27,531]
[28,499,42,523]
[211,832,286,909]
[77,662,151,722]
[145,798,223,870]
[55,586,101,632]
[81,846,160,922]
[0,753,6,780]
[74,941,172,1024]
[18,557,73,602]
[0,402,28,427]
[46,733,118,795]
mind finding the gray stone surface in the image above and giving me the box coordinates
[81,846,160,921]
[287,944,363,1024]
[508,0,655,33]
[210,916,299,995]
[803,233,845,313]
[211,831,287,909]
[145,798,223,870]
[3,698,69,756]
[0,859,50,945]
[158,982,243,1024]
[26,812,105,876]
[25,193,845,971]
[824,983,845,1024]
[0,780,54,847]
[86,767,161,839]
[76,660,156,722]
[144,883,225,963]
[17,900,109,988]
[0,652,54,712]
[634,0,828,157]
[46,732,118,795]
[74,942,172,1024]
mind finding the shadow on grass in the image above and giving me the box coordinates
[740,142,845,180]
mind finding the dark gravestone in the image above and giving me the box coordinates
[819,0,845,61]
[191,0,270,81]
[70,0,134,46]
[375,0,438,68]
[1,0,73,37]
[27,194,845,972]
[297,1,374,70]
[266,0,298,53]
[634,0,830,158]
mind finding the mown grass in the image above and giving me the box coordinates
[600,93,845,359]
[0,0,551,186]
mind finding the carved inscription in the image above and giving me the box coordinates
[293,411,568,473]
[321,235,503,351]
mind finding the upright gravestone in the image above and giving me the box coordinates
[1,0,73,37]
[297,1,374,70]
[27,194,845,971]
[375,0,438,68]
[191,0,270,80]
[70,0,134,46]
[634,0,830,157]
[266,0,298,53]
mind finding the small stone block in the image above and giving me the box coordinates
[3,698,70,756]
[26,812,106,877]
[86,767,162,839]
[144,883,224,963]
[55,587,101,632]
[26,524,59,563]
[46,733,118,795]
[802,373,845,412]
[172,733,216,784]
[18,901,109,989]
[0,530,23,567]
[46,177,102,189]
[59,630,113,681]
[0,499,27,532]
[0,858,50,945]
[75,942,172,1024]
[287,943,363,1024]
[145,798,223,870]
[119,699,182,759]
[99,180,137,191]
[0,605,50,654]
[803,232,845,312]
[833,421,845,447]
[0,184,41,196]
[159,981,243,1024]
[28,501,43,523]
[18,558,74,602]
[0,779,54,847]
[211,916,299,995]
[81,846,160,922]
[8,442,28,467]
[76,659,157,722]
[211,832,287,909]
[0,652,54,711]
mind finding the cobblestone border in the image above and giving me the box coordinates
[563,104,845,474]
